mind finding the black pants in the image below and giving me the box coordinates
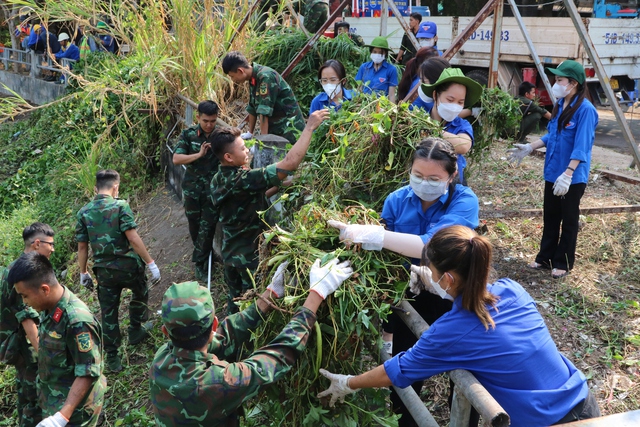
[517,112,543,142]
[535,181,586,271]
[553,391,601,424]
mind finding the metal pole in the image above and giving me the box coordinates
[562,0,640,168]
[506,0,555,103]
[488,0,503,88]
[380,0,388,37]
[387,0,419,52]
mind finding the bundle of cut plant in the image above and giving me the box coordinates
[242,94,441,426]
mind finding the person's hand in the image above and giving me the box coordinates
[409,265,440,296]
[471,107,482,118]
[266,261,289,298]
[147,261,161,285]
[37,412,69,427]
[317,369,357,407]
[506,143,533,166]
[240,132,253,140]
[199,142,210,157]
[553,172,572,196]
[327,220,385,251]
[306,109,330,131]
[80,272,94,291]
[309,258,353,299]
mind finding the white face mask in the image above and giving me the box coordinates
[322,83,341,99]
[552,82,572,99]
[418,86,433,103]
[437,102,463,122]
[370,53,385,64]
[409,174,449,202]
[430,272,454,301]
[418,38,435,48]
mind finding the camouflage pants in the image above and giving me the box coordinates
[42,376,107,427]
[14,340,41,427]
[95,265,148,355]
[270,116,305,144]
[224,264,256,315]
[304,2,329,33]
[183,191,217,266]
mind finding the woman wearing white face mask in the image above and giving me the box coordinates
[317,225,601,427]
[409,56,449,111]
[355,36,398,102]
[414,21,443,55]
[328,138,479,427]
[421,68,483,185]
[507,60,598,279]
[396,47,439,102]
[309,60,354,114]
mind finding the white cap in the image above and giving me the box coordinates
[58,32,70,42]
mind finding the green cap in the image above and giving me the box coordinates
[547,60,585,85]
[96,21,108,29]
[365,36,393,53]
[420,68,483,108]
[162,281,215,341]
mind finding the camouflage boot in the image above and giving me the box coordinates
[107,352,122,373]
[129,320,154,345]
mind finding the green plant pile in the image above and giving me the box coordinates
[244,94,441,426]
[251,30,369,111]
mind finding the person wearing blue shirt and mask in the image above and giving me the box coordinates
[421,68,483,185]
[415,21,442,56]
[507,60,598,279]
[410,56,449,111]
[397,47,439,102]
[355,36,398,102]
[317,225,601,427]
[328,137,479,427]
[309,60,354,114]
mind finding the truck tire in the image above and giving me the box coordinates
[465,69,489,87]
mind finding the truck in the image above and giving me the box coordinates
[339,4,640,105]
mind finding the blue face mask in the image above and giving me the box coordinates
[409,174,449,202]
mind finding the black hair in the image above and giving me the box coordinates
[412,137,459,207]
[23,222,54,243]
[197,100,219,116]
[221,51,250,74]
[419,57,450,84]
[96,169,120,191]
[318,59,346,82]
[550,79,591,133]
[519,81,536,96]
[211,127,242,160]
[170,324,212,350]
[397,47,439,100]
[7,252,58,290]
[334,21,350,33]
[423,225,498,330]
[410,12,422,22]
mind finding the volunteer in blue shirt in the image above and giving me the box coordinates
[317,225,601,427]
[421,68,483,185]
[328,137,479,427]
[397,47,438,102]
[55,33,80,62]
[410,56,449,111]
[415,21,443,56]
[309,59,354,114]
[507,60,598,279]
[355,36,398,102]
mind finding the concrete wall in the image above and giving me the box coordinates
[0,70,66,105]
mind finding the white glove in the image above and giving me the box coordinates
[317,369,357,407]
[382,340,393,355]
[148,261,161,285]
[37,412,68,427]
[409,265,440,296]
[80,272,94,291]
[309,258,353,299]
[553,172,572,196]
[506,143,533,166]
[471,107,482,118]
[240,132,253,140]
[327,220,385,251]
[266,261,289,298]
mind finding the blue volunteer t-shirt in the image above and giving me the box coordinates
[355,61,398,96]
[309,88,354,114]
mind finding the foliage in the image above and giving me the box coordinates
[252,30,369,112]
[0,205,39,268]
[245,94,441,426]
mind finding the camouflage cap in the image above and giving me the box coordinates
[161,281,215,340]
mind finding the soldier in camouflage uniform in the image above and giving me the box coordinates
[303,0,329,33]
[173,100,220,280]
[0,222,55,427]
[8,252,107,427]
[149,258,353,426]
[222,51,305,144]
[334,21,365,47]
[76,169,161,372]
[209,110,329,313]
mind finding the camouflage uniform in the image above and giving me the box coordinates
[150,281,317,426]
[76,194,148,356]
[248,63,305,144]
[174,124,220,267]
[303,0,330,33]
[0,263,42,427]
[210,164,282,313]
[38,286,106,426]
